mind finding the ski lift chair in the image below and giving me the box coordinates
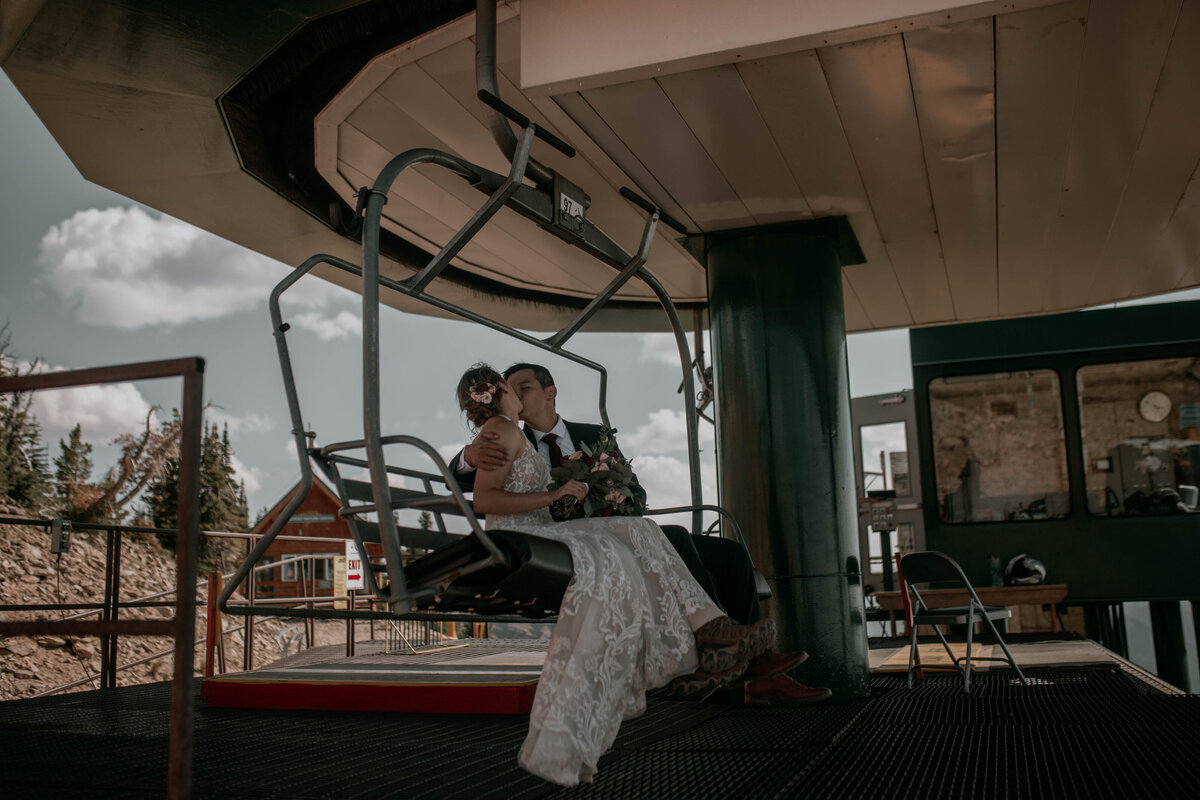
[312,445,574,618]
[218,3,768,627]
[217,117,707,626]
[899,551,1027,692]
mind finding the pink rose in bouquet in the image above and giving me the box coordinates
[547,428,643,521]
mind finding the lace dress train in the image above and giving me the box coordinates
[486,440,722,786]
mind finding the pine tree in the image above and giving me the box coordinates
[144,417,251,567]
[53,423,105,522]
[0,325,52,513]
[0,326,178,521]
[142,412,181,532]
[237,482,250,528]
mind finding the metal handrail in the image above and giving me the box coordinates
[0,524,393,697]
[645,504,750,550]
[0,518,367,543]
[31,621,247,699]
[0,358,203,800]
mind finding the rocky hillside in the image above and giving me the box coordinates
[0,499,349,700]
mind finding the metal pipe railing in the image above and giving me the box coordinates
[0,522,395,695]
[31,620,247,699]
[474,0,555,189]
[359,132,540,608]
[0,357,203,800]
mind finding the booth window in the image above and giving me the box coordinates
[929,370,1070,523]
[1077,356,1200,516]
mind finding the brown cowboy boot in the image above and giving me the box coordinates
[668,646,807,699]
[693,616,777,674]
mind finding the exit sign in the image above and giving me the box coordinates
[345,540,365,590]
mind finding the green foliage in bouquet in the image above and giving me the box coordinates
[547,429,644,521]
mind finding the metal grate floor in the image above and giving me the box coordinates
[0,666,1197,799]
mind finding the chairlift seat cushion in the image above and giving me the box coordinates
[405,529,573,618]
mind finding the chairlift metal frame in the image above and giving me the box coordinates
[218,4,725,625]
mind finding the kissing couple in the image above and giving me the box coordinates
[453,363,818,786]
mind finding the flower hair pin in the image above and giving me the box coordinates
[469,381,497,405]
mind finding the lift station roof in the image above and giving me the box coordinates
[4,0,1198,332]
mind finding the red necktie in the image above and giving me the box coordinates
[541,433,564,468]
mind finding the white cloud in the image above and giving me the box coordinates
[623,408,714,455]
[283,435,325,467]
[291,310,362,341]
[26,363,155,441]
[229,454,264,494]
[206,407,273,434]
[38,206,345,328]
[640,333,692,366]
[633,454,719,528]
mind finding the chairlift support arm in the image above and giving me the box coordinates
[229,38,714,619]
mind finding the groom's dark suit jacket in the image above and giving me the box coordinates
[453,419,762,624]
[519,420,648,510]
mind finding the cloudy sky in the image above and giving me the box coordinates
[9,70,1144,525]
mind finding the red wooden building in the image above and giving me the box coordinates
[251,478,382,598]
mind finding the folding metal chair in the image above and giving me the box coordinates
[899,551,1028,692]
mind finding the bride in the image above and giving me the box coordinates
[456,363,780,786]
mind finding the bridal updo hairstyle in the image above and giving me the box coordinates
[457,363,505,430]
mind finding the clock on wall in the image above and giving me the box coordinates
[1138,390,1172,423]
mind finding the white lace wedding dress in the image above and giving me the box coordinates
[487,438,723,786]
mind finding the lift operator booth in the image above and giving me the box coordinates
[909,299,1200,690]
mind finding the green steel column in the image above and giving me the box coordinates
[703,222,869,698]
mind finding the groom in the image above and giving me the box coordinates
[454,363,830,704]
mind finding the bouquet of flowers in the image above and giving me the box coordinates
[548,428,645,521]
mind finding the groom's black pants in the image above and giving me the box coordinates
[659,525,762,624]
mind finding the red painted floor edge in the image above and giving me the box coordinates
[200,679,537,715]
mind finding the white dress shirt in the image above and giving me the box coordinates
[533,416,576,465]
